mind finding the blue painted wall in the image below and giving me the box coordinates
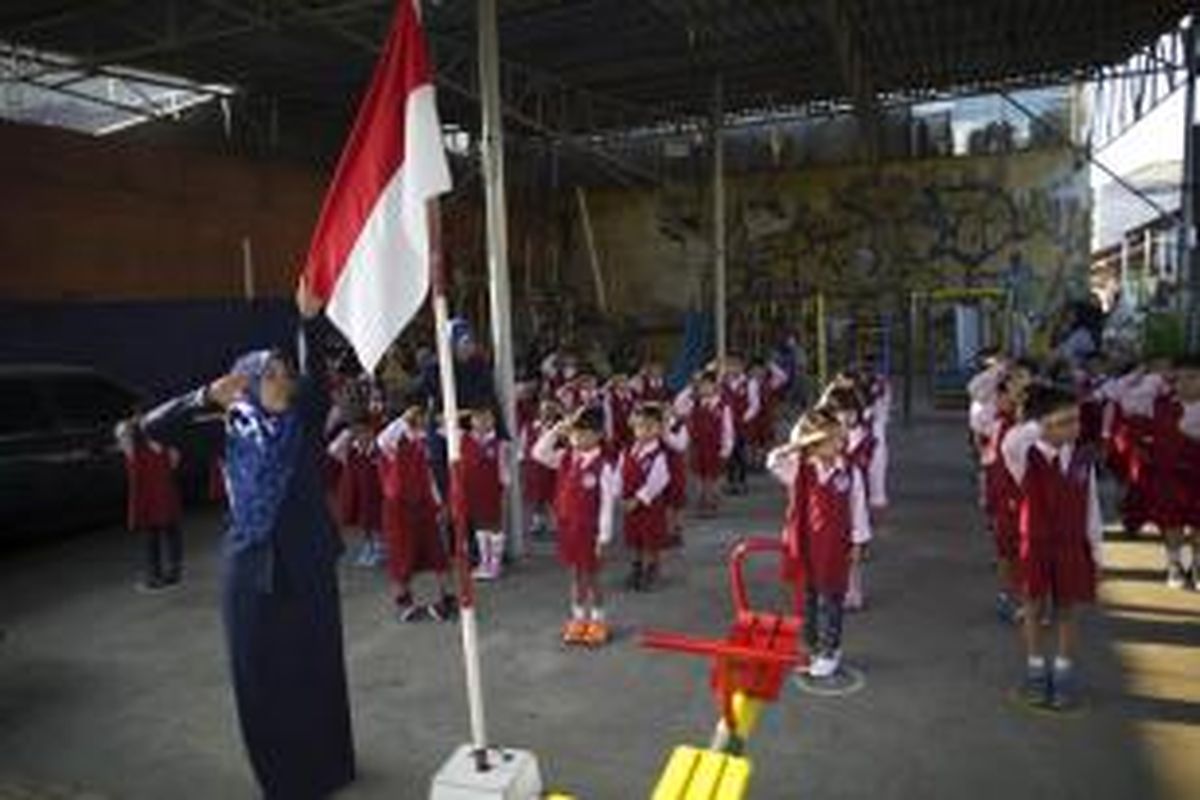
[0,300,299,400]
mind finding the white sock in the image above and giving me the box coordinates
[572,604,587,621]
[487,533,505,574]
[1027,655,1046,670]
[1054,656,1073,672]
[591,606,606,623]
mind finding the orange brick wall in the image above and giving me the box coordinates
[0,121,327,301]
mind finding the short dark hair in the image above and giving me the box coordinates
[1023,381,1078,421]
[571,406,605,433]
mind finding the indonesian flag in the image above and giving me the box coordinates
[302,0,451,372]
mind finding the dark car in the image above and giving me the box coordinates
[0,366,219,539]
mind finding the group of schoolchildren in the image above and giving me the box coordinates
[321,351,803,648]
[968,349,1200,710]
[115,339,901,684]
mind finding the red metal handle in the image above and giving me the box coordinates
[640,629,800,666]
[728,537,789,616]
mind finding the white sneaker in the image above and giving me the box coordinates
[1167,563,1187,590]
[808,655,836,679]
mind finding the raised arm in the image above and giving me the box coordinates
[138,372,245,447]
[295,277,334,428]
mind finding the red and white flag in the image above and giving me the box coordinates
[302,0,451,372]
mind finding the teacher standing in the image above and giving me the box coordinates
[139,279,355,799]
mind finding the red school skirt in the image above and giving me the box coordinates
[624,500,668,552]
[382,499,448,583]
[522,459,557,506]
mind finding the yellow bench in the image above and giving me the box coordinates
[651,746,752,800]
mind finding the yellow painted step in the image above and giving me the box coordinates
[651,746,753,800]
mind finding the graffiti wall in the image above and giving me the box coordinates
[573,147,1091,327]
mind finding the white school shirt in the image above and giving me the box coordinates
[767,450,872,544]
[662,423,689,454]
[621,439,671,506]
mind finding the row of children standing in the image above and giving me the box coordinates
[321,352,799,642]
[967,351,1200,710]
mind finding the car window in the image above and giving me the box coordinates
[44,375,138,429]
[0,378,55,436]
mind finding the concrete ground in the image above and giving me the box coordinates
[1,417,1198,800]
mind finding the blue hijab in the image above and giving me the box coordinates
[224,349,304,549]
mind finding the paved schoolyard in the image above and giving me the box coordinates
[1,417,1198,799]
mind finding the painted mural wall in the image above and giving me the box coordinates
[573,147,1091,329]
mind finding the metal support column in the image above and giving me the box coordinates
[1182,11,1200,351]
[477,0,524,556]
[712,75,728,364]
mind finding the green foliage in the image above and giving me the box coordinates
[1142,311,1187,359]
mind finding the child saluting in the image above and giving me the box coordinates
[532,407,620,646]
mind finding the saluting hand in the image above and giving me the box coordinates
[208,374,250,409]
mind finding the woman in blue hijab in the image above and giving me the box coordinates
[138,280,355,799]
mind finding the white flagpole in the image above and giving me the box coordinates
[429,200,490,767]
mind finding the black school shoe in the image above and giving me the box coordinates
[427,595,459,622]
[624,562,644,592]
[642,563,660,591]
[1049,665,1080,711]
[1019,661,1051,707]
[395,595,423,623]
[136,577,168,594]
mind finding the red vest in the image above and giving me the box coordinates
[1019,445,1091,557]
[689,398,725,475]
[462,433,503,527]
[607,390,636,447]
[379,437,438,512]
[555,450,606,543]
[125,441,181,529]
[984,411,1017,515]
[784,461,854,594]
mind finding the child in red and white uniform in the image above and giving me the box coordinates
[116,419,184,592]
[971,373,1028,622]
[621,403,672,591]
[662,406,690,547]
[521,399,564,539]
[1150,356,1200,589]
[767,409,872,680]
[631,361,670,403]
[1002,383,1102,710]
[721,356,756,495]
[557,371,601,416]
[861,368,892,516]
[678,370,735,513]
[747,358,789,462]
[462,407,510,581]
[603,373,638,450]
[532,407,620,647]
[328,417,384,567]
[818,381,875,611]
[377,405,456,623]
[1109,362,1168,535]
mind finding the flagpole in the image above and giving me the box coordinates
[429,199,491,768]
